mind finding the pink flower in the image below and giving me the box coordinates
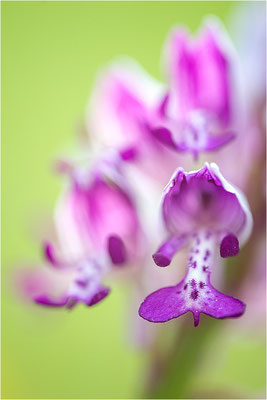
[153,19,237,159]
[139,163,252,326]
[33,153,144,309]
[88,19,238,167]
[88,58,184,184]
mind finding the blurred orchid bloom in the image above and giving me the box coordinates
[153,19,237,159]
[139,163,252,326]
[88,59,187,184]
[88,19,237,167]
[34,153,144,309]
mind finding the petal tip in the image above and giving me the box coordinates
[152,252,171,267]
[108,235,127,265]
[193,311,200,327]
[220,234,240,258]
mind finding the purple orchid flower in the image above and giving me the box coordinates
[152,19,238,159]
[34,153,144,309]
[88,19,237,165]
[88,58,188,184]
[139,163,252,326]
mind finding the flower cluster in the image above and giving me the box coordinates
[21,16,260,329]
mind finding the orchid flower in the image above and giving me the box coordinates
[34,154,144,309]
[88,59,187,184]
[139,163,252,326]
[152,19,238,159]
[88,19,238,166]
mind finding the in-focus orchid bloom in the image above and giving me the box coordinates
[139,163,252,326]
[152,19,237,159]
[34,154,144,309]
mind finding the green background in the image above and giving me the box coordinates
[2,1,265,399]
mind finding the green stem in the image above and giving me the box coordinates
[143,317,217,399]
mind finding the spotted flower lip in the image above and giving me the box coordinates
[139,163,252,326]
[152,18,237,158]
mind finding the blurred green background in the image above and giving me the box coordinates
[2,1,265,399]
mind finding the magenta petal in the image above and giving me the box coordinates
[34,294,68,307]
[204,131,236,151]
[43,241,70,269]
[153,235,188,267]
[139,284,187,323]
[152,127,187,152]
[139,281,245,326]
[158,93,170,117]
[202,286,245,320]
[119,146,138,161]
[220,233,240,258]
[108,235,127,265]
[88,286,110,306]
[43,241,58,267]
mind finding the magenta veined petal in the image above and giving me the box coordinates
[139,281,245,327]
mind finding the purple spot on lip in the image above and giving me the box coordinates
[199,281,205,289]
[203,250,210,261]
[184,284,188,290]
[202,266,208,272]
[192,261,197,268]
[195,249,200,254]
[190,279,196,287]
[191,289,198,300]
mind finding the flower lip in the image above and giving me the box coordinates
[140,229,247,326]
[138,281,246,326]
[162,162,252,246]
